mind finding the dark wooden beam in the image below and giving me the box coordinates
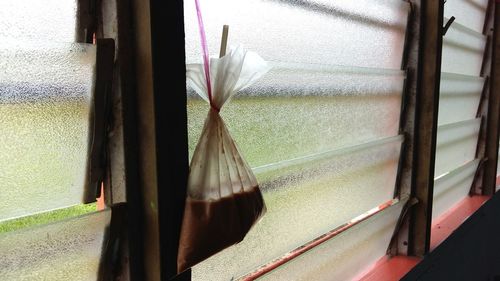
[482,2,500,195]
[407,0,444,257]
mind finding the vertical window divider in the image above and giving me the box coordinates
[86,38,115,203]
[406,0,444,257]
[482,2,500,195]
[471,5,495,197]
[97,0,151,279]
[149,0,190,280]
[393,0,422,256]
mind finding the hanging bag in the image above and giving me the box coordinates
[177,2,270,273]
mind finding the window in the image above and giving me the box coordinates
[0,1,116,279]
[3,0,499,280]
[0,40,97,221]
[432,0,489,228]
[184,0,410,279]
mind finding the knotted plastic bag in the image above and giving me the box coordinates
[177,45,270,273]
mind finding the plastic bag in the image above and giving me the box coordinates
[177,45,270,273]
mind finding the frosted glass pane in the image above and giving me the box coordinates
[435,118,480,177]
[0,0,77,42]
[433,159,479,220]
[184,0,409,69]
[438,73,484,125]
[257,199,405,281]
[188,63,405,167]
[444,0,488,33]
[191,136,403,280]
[0,41,96,221]
[441,19,487,76]
[0,210,110,281]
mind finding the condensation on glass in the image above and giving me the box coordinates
[0,209,110,281]
[188,63,405,167]
[438,73,484,126]
[434,118,481,178]
[0,0,77,42]
[0,41,96,221]
[191,136,403,280]
[257,199,406,281]
[184,0,410,69]
[432,159,479,220]
[441,19,487,76]
[443,0,488,34]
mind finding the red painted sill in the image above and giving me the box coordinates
[358,194,490,281]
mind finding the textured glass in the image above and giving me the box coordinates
[441,19,487,76]
[444,0,488,34]
[0,0,77,42]
[0,209,110,281]
[188,63,405,167]
[433,159,479,220]
[184,0,409,69]
[438,73,484,125]
[435,118,480,178]
[0,41,96,221]
[258,199,406,281]
[192,136,403,280]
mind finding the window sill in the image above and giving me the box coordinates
[357,194,490,281]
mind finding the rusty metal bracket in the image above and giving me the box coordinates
[84,39,115,203]
[470,158,487,196]
[476,76,490,118]
[387,197,419,256]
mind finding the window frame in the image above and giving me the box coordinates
[122,0,500,280]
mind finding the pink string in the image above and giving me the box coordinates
[194,0,219,112]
